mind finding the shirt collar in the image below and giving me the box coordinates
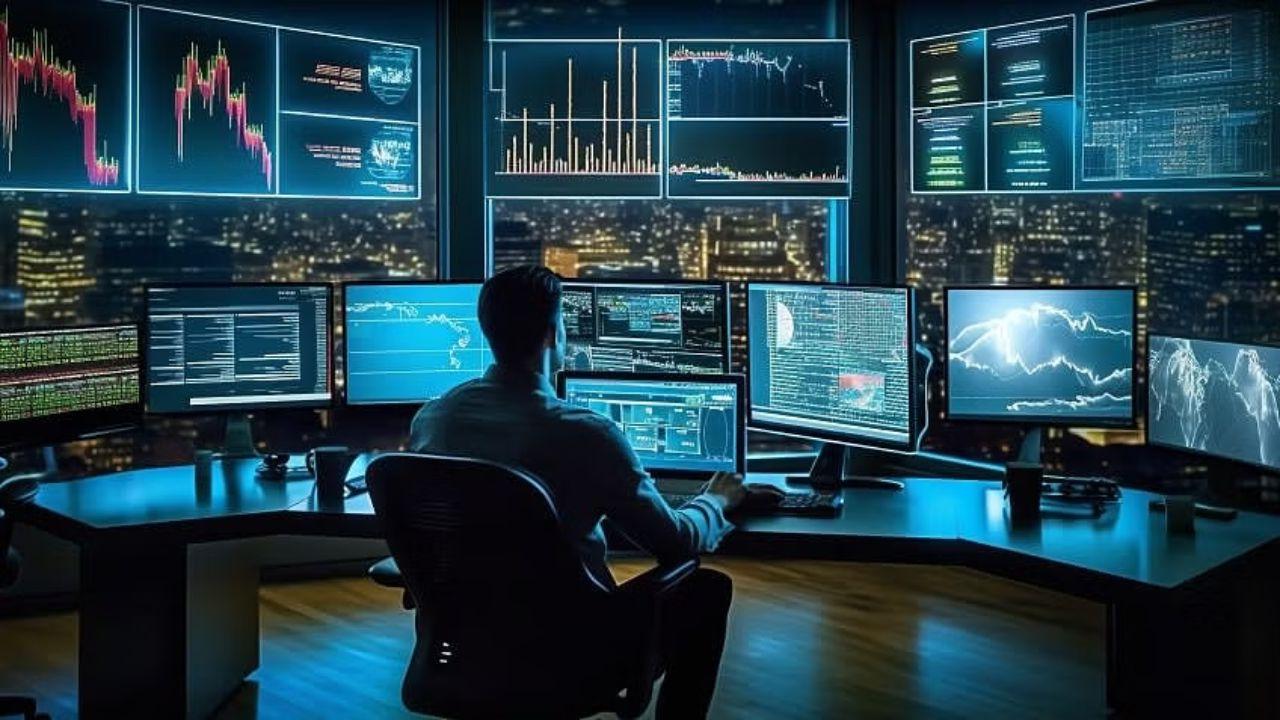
[484,363,556,396]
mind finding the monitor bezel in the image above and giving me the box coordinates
[0,322,143,451]
[942,284,1140,429]
[142,282,336,416]
[743,281,919,452]
[341,279,488,407]
[1146,333,1280,475]
[555,370,748,478]
[560,279,733,374]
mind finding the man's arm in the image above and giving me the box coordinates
[586,418,742,566]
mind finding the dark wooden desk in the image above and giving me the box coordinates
[16,460,1280,718]
[12,459,314,720]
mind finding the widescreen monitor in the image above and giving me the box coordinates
[343,282,491,405]
[746,283,916,450]
[944,286,1137,426]
[0,324,141,448]
[562,280,730,374]
[144,284,333,414]
[1148,335,1280,473]
[557,372,745,477]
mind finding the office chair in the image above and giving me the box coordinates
[366,453,697,720]
[0,473,50,720]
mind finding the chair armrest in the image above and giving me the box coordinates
[614,558,699,600]
[367,556,415,611]
[368,556,404,588]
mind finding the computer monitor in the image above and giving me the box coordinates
[747,282,917,447]
[143,284,334,415]
[557,372,745,478]
[561,280,730,374]
[343,281,492,405]
[945,286,1137,425]
[945,286,1137,464]
[1148,335,1280,476]
[0,324,141,450]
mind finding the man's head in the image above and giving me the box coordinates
[478,265,565,371]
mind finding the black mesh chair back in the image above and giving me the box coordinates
[367,453,632,719]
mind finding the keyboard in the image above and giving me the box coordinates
[764,491,844,518]
[662,490,843,517]
[660,492,698,508]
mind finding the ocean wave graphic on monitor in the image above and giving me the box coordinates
[949,302,1132,415]
[1149,337,1280,469]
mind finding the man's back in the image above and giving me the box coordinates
[410,364,732,587]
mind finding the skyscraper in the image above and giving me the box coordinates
[15,205,93,324]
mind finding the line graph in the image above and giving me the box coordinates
[173,41,273,188]
[946,288,1136,422]
[1149,336,1280,471]
[667,119,849,198]
[0,2,128,192]
[667,40,849,119]
[343,285,492,404]
[487,29,662,197]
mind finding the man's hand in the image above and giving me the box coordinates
[707,471,747,512]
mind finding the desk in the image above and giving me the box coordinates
[12,459,314,719]
[16,462,1280,718]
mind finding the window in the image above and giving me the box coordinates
[899,0,1280,477]
[486,0,850,373]
[0,0,438,472]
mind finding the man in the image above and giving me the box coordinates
[410,265,761,718]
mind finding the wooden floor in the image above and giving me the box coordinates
[0,558,1105,719]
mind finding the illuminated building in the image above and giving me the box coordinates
[15,205,93,324]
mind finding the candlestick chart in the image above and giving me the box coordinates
[0,0,129,192]
[137,7,277,195]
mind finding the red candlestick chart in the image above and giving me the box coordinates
[173,41,273,188]
[0,9,121,186]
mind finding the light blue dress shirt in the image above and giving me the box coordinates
[410,364,734,587]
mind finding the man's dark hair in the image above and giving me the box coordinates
[478,265,563,365]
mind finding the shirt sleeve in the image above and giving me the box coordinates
[582,416,735,565]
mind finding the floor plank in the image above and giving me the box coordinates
[0,559,1105,719]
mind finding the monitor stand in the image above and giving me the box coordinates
[786,443,905,491]
[218,414,261,459]
[1017,427,1044,465]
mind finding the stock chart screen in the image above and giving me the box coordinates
[1149,336,1280,472]
[945,287,1136,425]
[0,0,421,199]
[144,285,333,413]
[0,0,131,193]
[560,375,742,474]
[910,0,1280,194]
[344,283,492,405]
[484,33,851,199]
[747,284,914,448]
[0,325,140,431]
[562,282,729,374]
